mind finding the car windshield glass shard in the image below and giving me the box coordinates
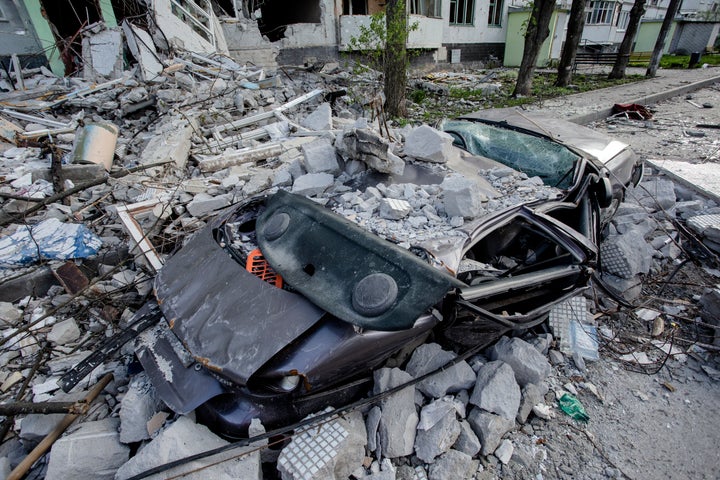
[443,120,581,189]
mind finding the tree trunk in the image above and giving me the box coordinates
[384,0,408,117]
[556,0,587,87]
[647,0,682,77]
[513,0,557,97]
[609,0,646,79]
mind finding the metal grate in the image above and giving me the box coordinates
[246,248,283,287]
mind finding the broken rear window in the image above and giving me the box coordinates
[442,120,581,190]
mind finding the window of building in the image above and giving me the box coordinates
[488,0,503,25]
[616,9,629,29]
[450,0,474,24]
[410,0,442,17]
[586,0,615,24]
[343,0,368,15]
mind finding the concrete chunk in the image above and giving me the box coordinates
[452,420,481,457]
[629,179,676,212]
[278,410,366,480]
[115,416,260,480]
[600,230,653,279]
[47,318,81,345]
[46,418,129,480]
[301,103,333,131]
[516,383,545,424]
[427,449,477,480]
[414,399,461,463]
[337,129,405,175]
[441,175,487,218]
[469,361,521,421]
[140,121,192,169]
[379,198,412,220]
[467,409,514,456]
[301,138,340,175]
[292,172,335,196]
[404,125,459,164]
[186,193,232,218]
[489,337,552,387]
[373,368,418,458]
[494,439,514,464]
[405,343,476,399]
[119,373,162,444]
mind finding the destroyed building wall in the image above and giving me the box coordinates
[152,0,229,54]
[0,1,43,59]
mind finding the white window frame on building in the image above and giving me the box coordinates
[616,9,630,30]
[586,0,616,25]
[450,0,475,24]
[411,0,443,17]
[170,0,216,47]
[488,0,503,26]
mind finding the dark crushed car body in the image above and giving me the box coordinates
[136,109,643,438]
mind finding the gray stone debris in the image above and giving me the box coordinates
[373,367,418,458]
[119,373,163,443]
[453,420,482,457]
[301,102,333,131]
[494,439,514,465]
[441,175,487,218]
[302,138,341,175]
[405,343,476,399]
[414,398,461,463]
[600,230,653,278]
[628,178,676,212]
[488,337,552,388]
[139,119,193,169]
[516,383,546,424]
[469,361,520,421]
[45,417,129,480]
[379,198,412,220]
[336,128,404,176]
[47,318,81,345]
[403,125,460,164]
[115,416,260,480]
[467,409,514,456]
[186,193,232,218]
[292,172,334,196]
[427,449,477,480]
[687,214,720,254]
[277,410,366,480]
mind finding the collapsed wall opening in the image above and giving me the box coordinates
[39,0,103,75]
[242,0,322,41]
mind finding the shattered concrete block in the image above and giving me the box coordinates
[467,409,514,456]
[366,406,382,453]
[469,361,521,421]
[82,28,124,81]
[301,103,333,131]
[122,21,164,81]
[452,420,481,457]
[186,193,232,218]
[45,417,129,480]
[488,337,551,388]
[20,413,66,446]
[242,169,273,195]
[292,173,334,197]
[494,439,514,465]
[0,301,22,324]
[301,138,340,175]
[277,410,366,480]
[336,129,405,176]
[516,383,545,424]
[115,416,260,480]
[405,343,476,399]
[414,398,461,463]
[441,175,487,218]
[119,373,163,444]
[600,273,643,302]
[600,231,652,279]
[273,169,294,187]
[140,121,193,169]
[47,318,81,345]
[427,449,477,480]
[379,198,412,220]
[628,179,676,212]
[700,288,720,345]
[404,125,459,164]
[373,368,418,458]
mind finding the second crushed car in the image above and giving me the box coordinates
[133,108,642,438]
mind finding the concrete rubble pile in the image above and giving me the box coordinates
[0,35,719,480]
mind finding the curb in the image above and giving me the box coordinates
[568,73,720,125]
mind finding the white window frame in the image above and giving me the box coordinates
[586,0,616,25]
[488,0,503,26]
[450,0,475,25]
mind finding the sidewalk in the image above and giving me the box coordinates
[526,66,720,124]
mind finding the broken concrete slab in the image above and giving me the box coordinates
[119,373,163,444]
[405,343,476,399]
[301,138,341,175]
[467,408,514,456]
[291,172,334,197]
[140,120,193,169]
[115,416,260,480]
[122,21,164,81]
[628,178,676,213]
[414,398,461,463]
[336,128,405,176]
[373,367,418,458]
[301,103,333,131]
[516,382,545,424]
[199,144,284,173]
[494,439,514,465]
[277,410,366,480]
[426,449,477,480]
[600,230,653,278]
[441,174,487,218]
[45,417,129,480]
[452,420,481,457]
[186,193,232,218]
[47,318,81,345]
[82,28,124,81]
[404,125,459,164]
[379,198,412,220]
[469,361,521,421]
[488,337,551,388]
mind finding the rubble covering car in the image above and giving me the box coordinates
[75,109,643,439]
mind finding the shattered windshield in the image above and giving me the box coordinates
[442,120,581,189]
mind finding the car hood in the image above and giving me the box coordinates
[458,107,628,165]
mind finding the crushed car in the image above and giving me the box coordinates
[63,109,643,439]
